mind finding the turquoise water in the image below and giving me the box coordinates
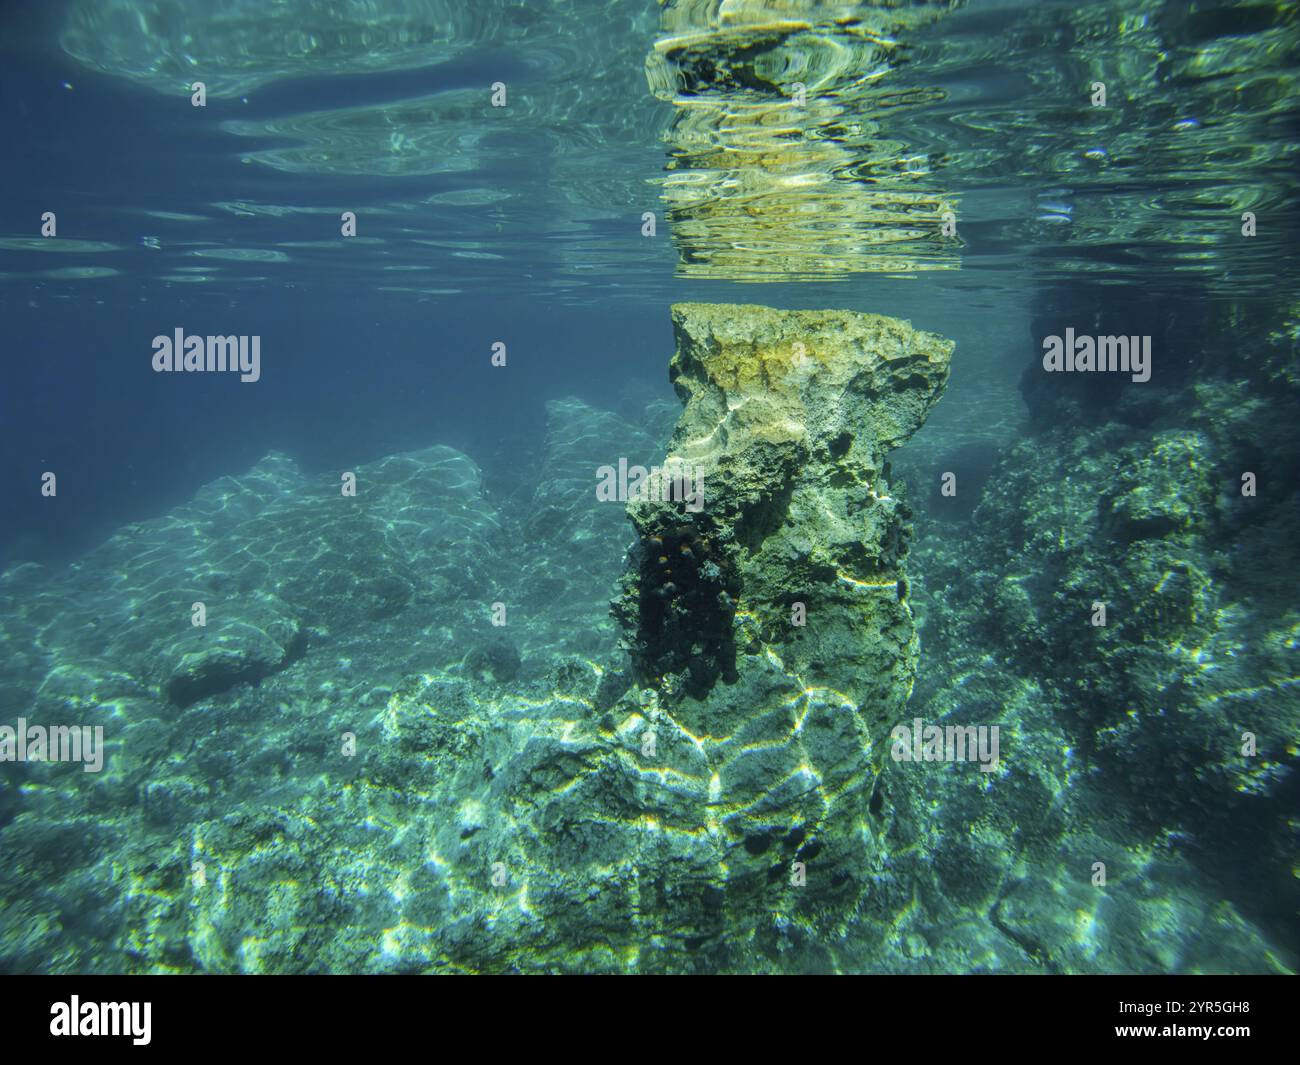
[0,0,1296,974]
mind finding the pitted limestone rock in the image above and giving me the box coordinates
[615,301,953,712]
[600,301,954,950]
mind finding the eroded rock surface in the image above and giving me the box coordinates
[600,301,954,946]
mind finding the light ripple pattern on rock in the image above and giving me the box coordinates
[602,300,955,951]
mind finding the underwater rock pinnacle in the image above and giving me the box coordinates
[603,301,954,948]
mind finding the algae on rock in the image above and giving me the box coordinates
[616,301,954,708]
[607,301,954,942]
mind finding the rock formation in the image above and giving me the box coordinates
[607,301,954,944]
